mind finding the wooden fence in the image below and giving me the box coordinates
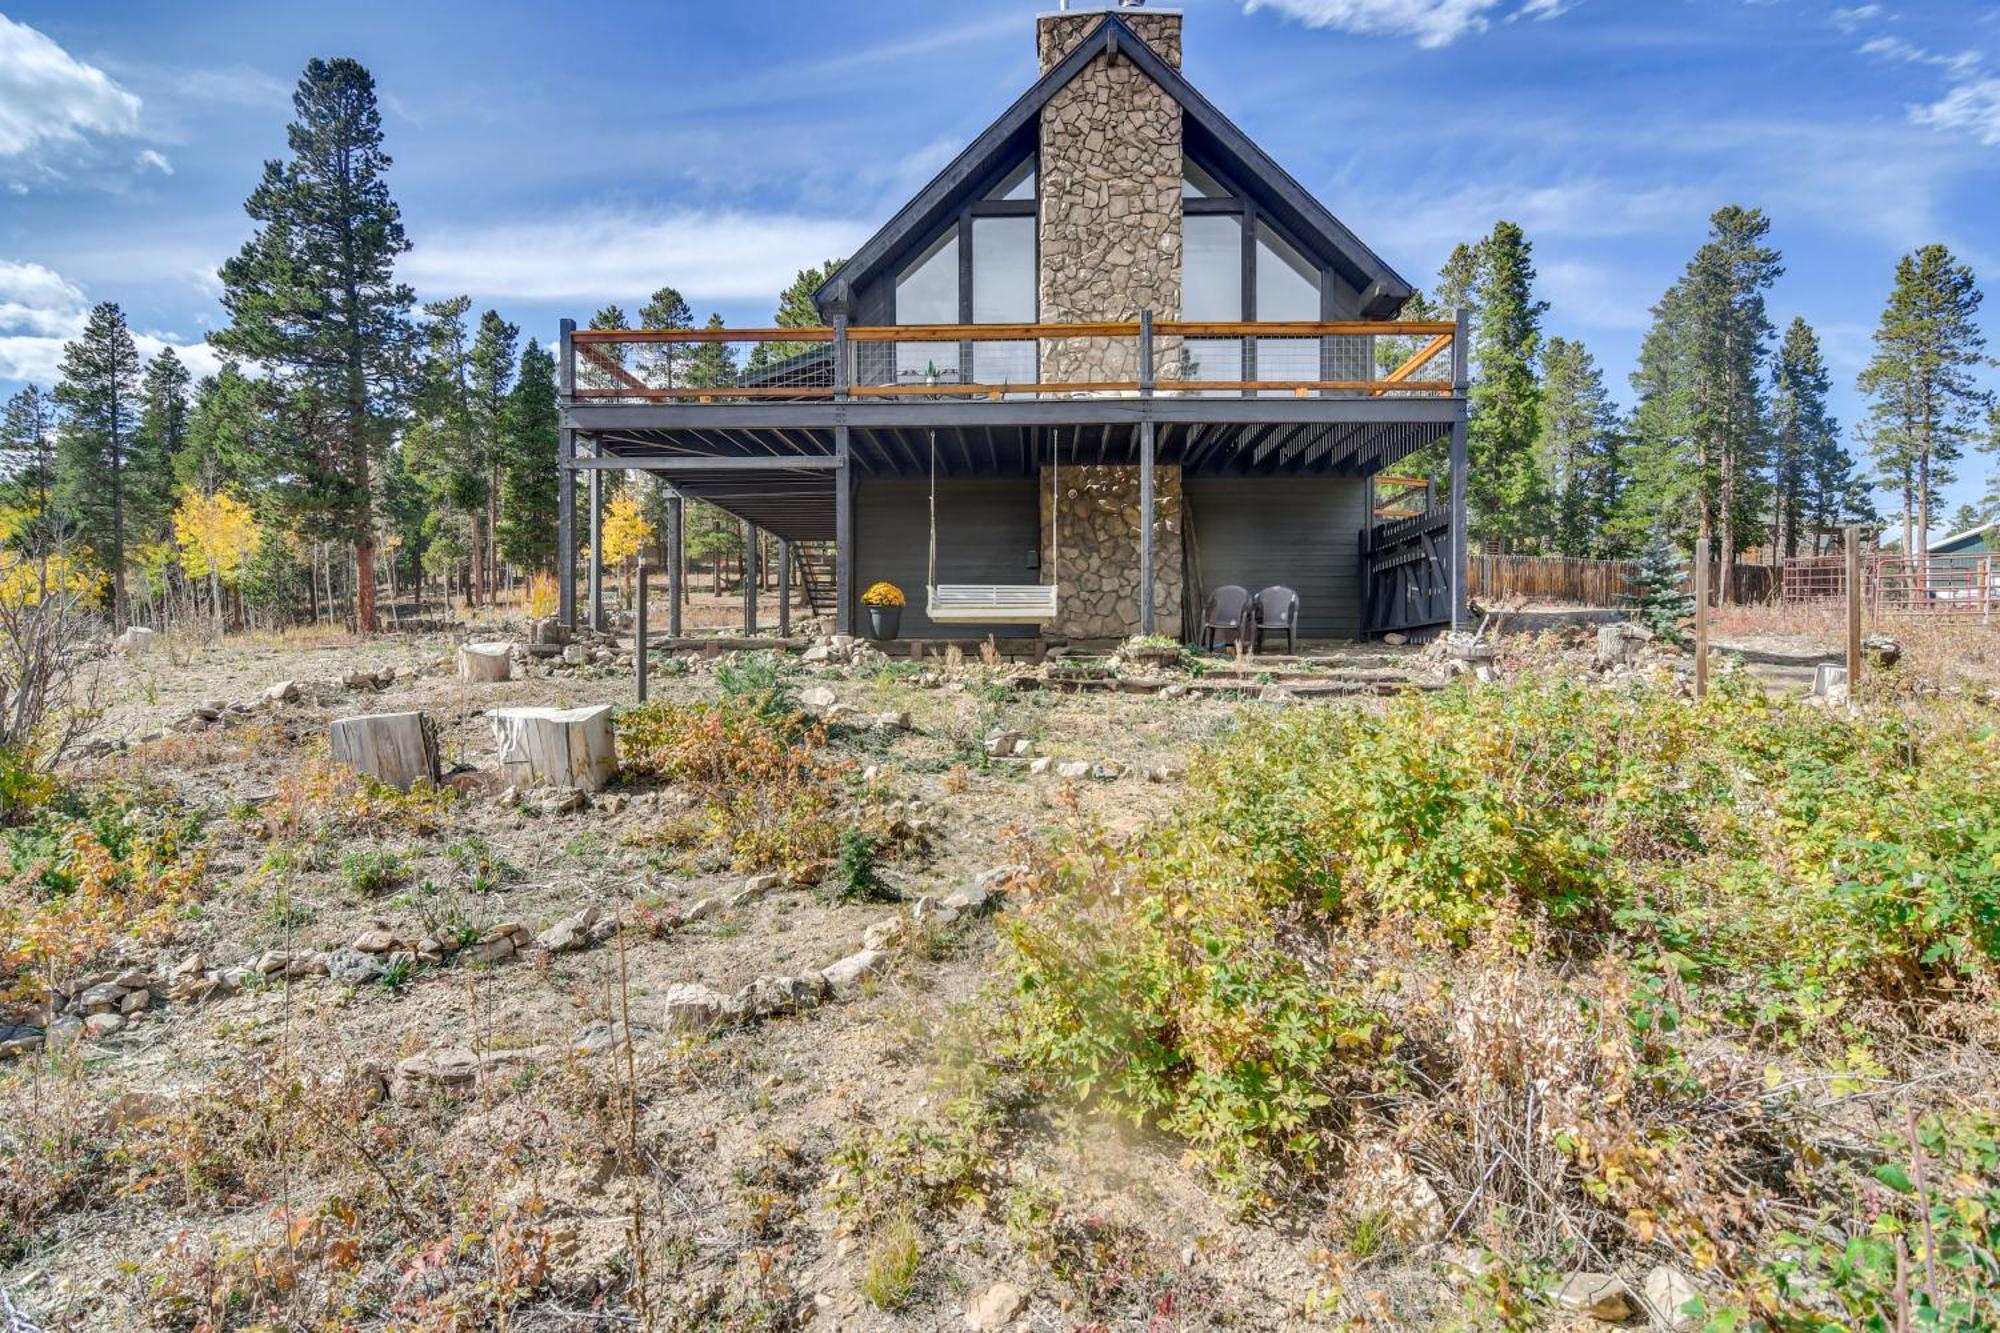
[1467,555,1780,607]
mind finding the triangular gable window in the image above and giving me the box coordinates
[986,157,1036,202]
[1181,157,1230,200]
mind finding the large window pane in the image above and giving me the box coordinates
[987,157,1035,201]
[1183,214,1241,320]
[895,229,959,384]
[1256,222,1322,392]
[972,216,1034,323]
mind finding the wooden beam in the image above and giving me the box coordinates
[576,343,651,394]
[574,326,832,344]
[1380,333,1453,386]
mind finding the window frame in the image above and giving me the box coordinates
[890,152,1039,329]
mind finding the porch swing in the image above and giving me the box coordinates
[924,427,1062,626]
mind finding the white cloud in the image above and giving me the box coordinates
[400,207,874,305]
[1911,76,2000,144]
[135,147,172,175]
[0,257,218,386]
[1244,0,1572,48]
[0,15,141,158]
[1831,5,1882,35]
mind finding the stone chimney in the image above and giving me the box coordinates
[1037,4,1183,73]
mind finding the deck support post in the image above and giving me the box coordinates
[835,425,853,636]
[742,520,759,635]
[558,319,576,629]
[1448,306,1470,634]
[777,538,792,638]
[666,491,684,639]
[586,441,604,631]
[635,562,649,703]
[1138,419,1156,638]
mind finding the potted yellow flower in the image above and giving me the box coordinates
[861,581,906,640]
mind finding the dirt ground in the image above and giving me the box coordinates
[5,607,1991,1330]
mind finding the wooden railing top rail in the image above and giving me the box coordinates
[570,319,1458,343]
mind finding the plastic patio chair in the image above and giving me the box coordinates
[1200,585,1253,650]
[1252,585,1300,654]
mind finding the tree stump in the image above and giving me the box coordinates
[456,641,513,683]
[114,626,156,654]
[329,711,441,791]
[490,704,617,792]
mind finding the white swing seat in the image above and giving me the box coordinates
[926,583,1059,625]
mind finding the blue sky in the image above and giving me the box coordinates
[3,0,1996,520]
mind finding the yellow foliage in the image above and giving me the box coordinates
[600,491,654,566]
[0,546,100,610]
[862,581,906,608]
[525,571,559,619]
[173,491,259,584]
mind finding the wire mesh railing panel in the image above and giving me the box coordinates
[571,329,836,401]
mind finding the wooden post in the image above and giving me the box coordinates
[1448,308,1470,633]
[1138,418,1156,637]
[635,561,649,703]
[666,493,684,639]
[742,520,759,635]
[558,320,576,629]
[1693,534,1710,699]
[1845,524,1863,697]
[776,538,792,638]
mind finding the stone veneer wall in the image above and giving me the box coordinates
[1040,464,1184,641]
[1037,11,1183,386]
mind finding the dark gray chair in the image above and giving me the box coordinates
[1200,584,1252,650]
[1252,585,1300,654]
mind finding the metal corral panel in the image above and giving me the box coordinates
[855,478,1043,638]
[1185,477,1367,639]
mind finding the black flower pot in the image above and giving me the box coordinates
[865,605,902,640]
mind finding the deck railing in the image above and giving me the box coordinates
[562,316,1462,403]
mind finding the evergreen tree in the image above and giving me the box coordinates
[686,313,739,388]
[0,385,58,526]
[1623,528,1695,644]
[747,260,844,370]
[405,295,484,601]
[1463,222,1549,549]
[213,56,415,631]
[1624,206,1782,597]
[176,363,261,497]
[134,347,192,547]
[577,303,630,396]
[1945,503,1988,536]
[637,286,693,388]
[1856,244,1991,555]
[468,309,517,588]
[1769,318,1869,556]
[497,338,560,571]
[1538,336,1625,557]
[52,302,146,621]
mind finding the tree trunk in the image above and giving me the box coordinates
[490,704,618,792]
[330,711,440,791]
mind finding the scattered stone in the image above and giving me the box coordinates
[463,934,517,965]
[800,685,838,712]
[1382,631,1409,646]
[733,872,782,906]
[325,947,391,985]
[733,974,825,1019]
[863,917,905,951]
[683,897,717,923]
[820,948,888,998]
[597,794,628,816]
[1029,756,1054,775]
[984,729,1024,758]
[964,1281,1028,1329]
[1340,1142,1447,1249]
[1089,760,1123,781]
[119,988,150,1015]
[1643,1265,1702,1330]
[943,865,1019,914]
[537,905,602,955]
[0,1024,44,1058]
[83,1011,126,1038]
[392,1048,481,1101]
[662,982,735,1032]
[264,679,301,704]
[534,786,588,816]
[1053,760,1091,780]
[1552,1272,1635,1322]
[77,982,128,1015]
[170,952,207,980]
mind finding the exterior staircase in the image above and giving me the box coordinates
[792,541,838,619]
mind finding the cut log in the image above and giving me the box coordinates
[329,711,442,791]
[456,641,514,683]
[490,704,618,792]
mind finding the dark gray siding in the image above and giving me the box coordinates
[1185,477,1367,639]
[855,478,1042,637]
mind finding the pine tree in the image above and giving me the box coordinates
[1538,336,1625,557]
[1945,503,1987,537]
[497,338,560,571]
[134,347,192,547]
[1463,222,1549,549]
[686,313,739,389]
[0,385,58,527]
[747,260,844,370]
[213,57,415,631]
[1857,244,1991,555]
[406,295,484,602]
[1624,528,1695,644]
[468,309,518,589]
[637,286,694,388]
[1770,318,1831,557]
[1624,206,1782,597]
[53,303,146,621]
[176,363,261,498]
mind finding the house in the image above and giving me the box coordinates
[555,3,1468,645]
[1929,521,1998,557]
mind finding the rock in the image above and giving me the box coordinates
[0,1024,44,1058]
[352,928,397,954]
[537,905,602,955]
[1552,1272,1635,1322]
[964,1281,1028,1329]
[191,705,222,723]
[574,1020,651,1055]
[77,982,128,1014]
[114,625,156,654]
[683,897,717,923]
[1862,634,1901,668]
[800,643,833,664]
[254,950,289,976]
[170,952,207,980]
[286,953,329,979]
[562,643,588,666]
[597,794,628,816]
[325,947,391,985]
[1089,760,1123,781]
[1145,763,1185,783]
[1340,1142,1447,1249]
[392,1048,480,1101]
[944,866,1019,913]
[119,988,150,1015]
[1643,1265,1702,1330]
[820,949,888,998]
[84,1011,126,1038]
[662,982,735,1032]
[1053,760,1091,780]
[534,786,588,816]
[1382,631,1409,646]
[984,729,1023,758]
[1029,756,1054,774]
[463,934,517,965]
[800,685,838,712]
[733,975,823,1019]
[264,679,301,704]
[733,872,782,906]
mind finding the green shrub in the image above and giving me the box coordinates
[715,650,800,721]
[339,848,406,897]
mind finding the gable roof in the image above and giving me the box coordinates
[1933,520,1997,553]
[815,12,1414,318]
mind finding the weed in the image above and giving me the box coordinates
[715,650,801,720]
[858,1209,923,1309]
[826,827,895,904]
[339,847,406,898]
